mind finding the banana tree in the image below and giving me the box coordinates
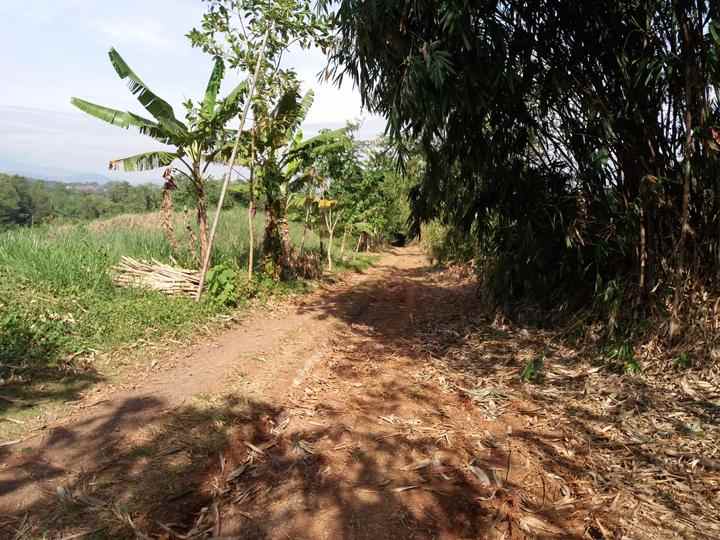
[189,0,331,287]
[71,48,247,265]
[257,91,347,277]
[211,82,346,278]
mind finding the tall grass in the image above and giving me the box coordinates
[0,207,326,369]
[0,206,376,430]
[0,208,326,287]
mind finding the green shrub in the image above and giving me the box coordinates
[0,296,71,372]
[421,220,477,264]
[205,264,239,307]
[520,354,545,383]
[674,352,692,370]
[605,342,641,374]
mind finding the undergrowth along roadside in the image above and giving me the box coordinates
[0,207,376,432]
[421,220,719,378]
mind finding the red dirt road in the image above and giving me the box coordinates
[2,247,716,539]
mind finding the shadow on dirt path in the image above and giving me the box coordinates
[0,248,440,533]
[2,247,544,539]
[2,247,718,539]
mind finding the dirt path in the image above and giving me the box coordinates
[0,251,405,513]
[2,247,718,539]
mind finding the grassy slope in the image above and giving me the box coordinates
[0,207,373,432]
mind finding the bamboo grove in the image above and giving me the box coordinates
[324,1,720,323]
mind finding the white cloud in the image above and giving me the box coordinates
[92,19,180,51]
[0,1,386,179]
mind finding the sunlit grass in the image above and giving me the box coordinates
[0,206,370,432]
[0,206,335,376]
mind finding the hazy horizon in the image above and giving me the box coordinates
[0,1,385,184]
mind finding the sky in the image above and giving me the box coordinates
[0,0,385,183]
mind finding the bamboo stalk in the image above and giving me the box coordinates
[248,127,256,281]
[112,257,200,297]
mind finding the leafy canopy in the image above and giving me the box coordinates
[71,48,247,174]
[323,0,720,309]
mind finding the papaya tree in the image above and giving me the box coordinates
[319,198,342,270]
[297,167,324,256]
[189,0,332,278]
[71,48,246,264]
[310,124,365,263]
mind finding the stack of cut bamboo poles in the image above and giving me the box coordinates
[112,256,200,297]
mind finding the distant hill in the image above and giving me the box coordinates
[0,172,245,230]
[0,158,114,184]
[0,172,162,228]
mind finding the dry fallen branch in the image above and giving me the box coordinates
[0,439,22,448]
[112,256,200,297]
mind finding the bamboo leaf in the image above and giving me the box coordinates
[710,21,720,46]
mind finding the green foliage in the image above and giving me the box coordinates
[0,204,354,372]
[189,0,336,278]
[0,222,217,365]
[71,47,251,263]
[624,358,642,375]
[674,352,692,370]
[520,355,545,383]
[205,263,238,306]
[324,0,720,322]
[422,220,477,265]
[188,0,330,71]
[236,270,309,300]
[605,343,642,375]
[0,174,163,229]
[72,47,243,159]
[313,131,417,247]
[0,296,71,372]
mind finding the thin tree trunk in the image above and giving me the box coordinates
[196,25,271,300]
[248,202,255,281]
[299,206,310,256]
[195,177,209,267]
[671,110,692,340]
[716,177,720,283]
[340,226,348,261]
[161,185,177,256]
[263,201,279,279]
[197,205,208,265]
[643,181,657,301]
[672,9,698,339]
[639,174,650,304]
[248,128,256,281]
[280,216,292,268]
[324,208,341,271]
[319,230,325,260]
